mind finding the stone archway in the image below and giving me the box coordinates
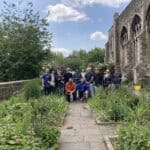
[146,5,150,33]
[131,15,141,66]
[120,26,128,66]
[131,15,141,38]
[145,4,150,79]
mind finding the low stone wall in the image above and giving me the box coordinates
[0,80,29,100]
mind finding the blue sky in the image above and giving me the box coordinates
[0,0,131,56]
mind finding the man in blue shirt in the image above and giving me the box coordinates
[77,78,89,101]
[42,68,51,96]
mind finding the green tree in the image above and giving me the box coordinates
[0,1,51,81]
[87,47,105,64]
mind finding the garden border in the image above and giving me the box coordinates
[104,136,118,150]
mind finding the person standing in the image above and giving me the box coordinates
[64,68,73,84]
[94,68,103,88]
[85,68,94,97]
[55,70,64,95]
[113,69,122,89]
[42,68,51,96]
[49,70,56,93]
[81,69,86,80]
[73,69,82,84]
[103,69,112,90]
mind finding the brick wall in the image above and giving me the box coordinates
[0,80,29,100]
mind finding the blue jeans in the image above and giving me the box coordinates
[89,83,94,97]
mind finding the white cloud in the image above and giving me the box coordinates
[90,31,107,41]
[51,47,71,56]
[45,4,89,23]
[62,0,130,7]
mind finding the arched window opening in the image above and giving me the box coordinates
[121,26,128,45]
[131,15,141,38]
[146,5,150,33]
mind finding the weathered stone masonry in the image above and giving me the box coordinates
[105,0,150,85]
[0,80,28,100]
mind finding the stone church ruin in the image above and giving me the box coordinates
[105,0,150,85]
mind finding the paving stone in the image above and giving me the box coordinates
[90,142,106,150]
[60,142,90,150]
[60,135,84,143]
[59,103,116,150]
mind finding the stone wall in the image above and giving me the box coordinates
[0,80,29,100]
[106,0,150,85]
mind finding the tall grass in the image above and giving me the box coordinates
[89,87,150,123]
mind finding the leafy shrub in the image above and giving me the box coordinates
[107,96,129,122]
[31,95,68,126]
[142,86,150,93]
[116,123,150,150]
[24,79,42,100]
[35,125,60,148]
[0,123,43,150]
[127,96,150,123]
[89,87,150,122]
[0,94,68,149]
[89,89,108,113]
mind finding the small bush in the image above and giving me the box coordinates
[35,125,60,148]
[116,123,150,150]
[31,95,68,126]
[0,123,43,150]
[0,94,68,150]
[89,87,150,122]
[24,79,42,100]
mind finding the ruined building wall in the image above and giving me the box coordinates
[106,0,150,85]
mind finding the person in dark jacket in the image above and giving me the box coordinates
[94,68,103,87]
[113,70,122,89]
[64,68,73,84]
[42,68,51,96]
[103,69,112,89]
[73,69,82,84]
[55,70,64,95]
[85,68,94,97]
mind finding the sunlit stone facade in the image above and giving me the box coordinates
[105,0,150,85]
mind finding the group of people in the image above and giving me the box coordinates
[41,67,122,102]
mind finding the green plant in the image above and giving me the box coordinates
[0,91,68,150]
[0,123,43,150]
[142,86,150,93]
[116,123,150,150]
[89,87,150,123]
[107,97,129,122]
[35,125,60,148]
[127,96,150,123]
[24,79,42,100]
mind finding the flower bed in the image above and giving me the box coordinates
[0,79,68,150]
[89,87,150,150]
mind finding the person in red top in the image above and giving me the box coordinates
[65,78,76,102]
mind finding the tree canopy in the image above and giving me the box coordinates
[54,48,105,70]
[0,1,52,81]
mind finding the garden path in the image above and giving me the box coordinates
[59,102,116,150]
